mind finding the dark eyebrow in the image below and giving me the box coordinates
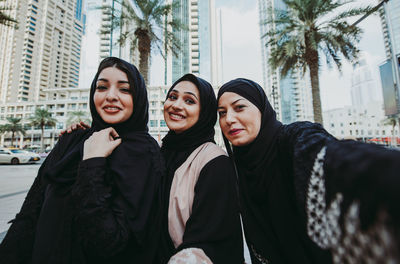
[217,98,245,110]
[184,92,199,101]
[232,98,245,104]
[170,89,199,101]
[97,78,129,84]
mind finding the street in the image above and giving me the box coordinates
[0,163,40,242]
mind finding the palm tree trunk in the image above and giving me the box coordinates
[307,57,323,125]
[135,29,151,85]
[40,126,44,152]
[11,131,15,147]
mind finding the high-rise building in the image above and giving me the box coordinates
[350,55,382,107]
[378,0,400,116]
[167,0,222,86]
[258,0,314,123]
[78,0,139,88]
[0,0,84,103]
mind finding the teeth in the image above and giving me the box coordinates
[105,107,119,110]
[171,113,184,120]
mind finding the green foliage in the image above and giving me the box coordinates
[0,117,26,146]
[28,108,57,152]
[0,117,26,135]
[29,108,57,129]
[264,0,373,123]
[66,111,91,126]
[101,0,186,84]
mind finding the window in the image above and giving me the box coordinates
[150,120,158,127]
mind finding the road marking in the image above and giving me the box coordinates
[0,189,29,199]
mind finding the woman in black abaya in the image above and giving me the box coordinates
[0,57,164,264]
[159,74,244,263]
[217,78,400,264]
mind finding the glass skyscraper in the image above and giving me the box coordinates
[379,0,400,116]
[169,0,221,85]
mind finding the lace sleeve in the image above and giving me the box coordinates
[305,141,400,263]
[70,157,131,258]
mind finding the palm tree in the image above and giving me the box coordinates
[66,110,91,126]
[102,0,185,84]
[0,0,18,27]
[29,108,57,152]
[0,117,26,147]
[383,115,399,146]
[264,0,372,124]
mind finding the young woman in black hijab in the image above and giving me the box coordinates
[0,57,164,263]
[159,73,244,263]
[217,78,400,264]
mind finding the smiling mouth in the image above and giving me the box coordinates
[103,106,121,113]
[169,113,185,120]
[229,129,242,136]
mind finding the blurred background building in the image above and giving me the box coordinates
[166,0,222,86]
[258,0,314,123]
[378,0,400,118]
[0,0,84,103]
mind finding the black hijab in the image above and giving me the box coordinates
[217,79,332,263]
[162,73,217,151]
[161,73,217,184]
[159,74,217,261]
[34,57,163,263]
[217,78,283,189]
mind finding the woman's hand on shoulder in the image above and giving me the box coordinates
[59,121,91,136]
[83,127,122,160]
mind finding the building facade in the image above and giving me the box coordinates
[78,0,139,88]
[0,88,89,149]
[350,55,382,107]
[167,0,222,86]
[258,0,314,123]
[0,0,84,103]
[323,102,399,147]
[378,0,400,116]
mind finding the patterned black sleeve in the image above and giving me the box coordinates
[70,157,131,258]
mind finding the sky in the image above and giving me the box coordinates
[150,0,387,111]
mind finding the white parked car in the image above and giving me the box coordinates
[0,148,40,164]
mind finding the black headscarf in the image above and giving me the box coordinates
[159,74,218,261]
[217,79,332,263]
[34,57,163,263]
[217,78,283,190]
[162,73,216,151]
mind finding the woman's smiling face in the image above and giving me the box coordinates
[163,80,201,134]
[94,67,133,124]
[218,92,261,146]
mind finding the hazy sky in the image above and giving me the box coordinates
[150,0,386,110]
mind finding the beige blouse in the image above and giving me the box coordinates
[167,142,227,264]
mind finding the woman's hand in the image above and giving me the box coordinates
[59,121,91,136]
[83,128,122,160]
